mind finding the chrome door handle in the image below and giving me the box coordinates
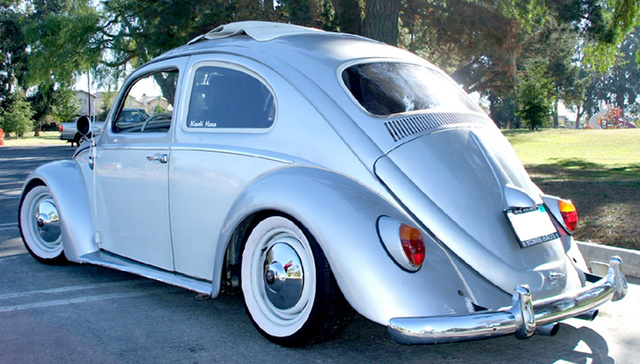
[146,154,168,164]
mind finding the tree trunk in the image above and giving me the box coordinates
[553,94,559,128]
[575,104,584,129]
[362,0,401,45]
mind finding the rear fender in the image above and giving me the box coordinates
[22,160,96,261]
[216,166,478,325]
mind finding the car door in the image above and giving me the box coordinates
[94,58,186,270]
[169,57,283,280]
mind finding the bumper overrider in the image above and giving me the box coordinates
[388,256,627,344]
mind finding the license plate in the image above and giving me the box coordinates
[504,205,560,248]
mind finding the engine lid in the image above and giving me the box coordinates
[374,125,579,299]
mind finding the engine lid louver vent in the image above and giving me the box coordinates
[384,113,491,142]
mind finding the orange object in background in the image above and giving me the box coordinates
[0,129,4,146]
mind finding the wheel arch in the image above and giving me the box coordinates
[21,160,97,262]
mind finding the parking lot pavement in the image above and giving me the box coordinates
[1,145,639,363]
[0,145,74,225]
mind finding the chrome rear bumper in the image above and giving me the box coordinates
[388,256,627,344]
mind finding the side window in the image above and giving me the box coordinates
[114,70,179,133]
[186,66,275,129]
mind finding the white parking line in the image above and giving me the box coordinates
[0,280,147,300]
[0,196,20,201]
[0,280,164,313]
[0,223,18,231]
[0,292,149,312]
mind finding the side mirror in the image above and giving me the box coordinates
[76,115,92,136]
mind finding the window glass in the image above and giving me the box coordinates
[114,70,178,133]
[342,63,480,116]
[187,66,275,129]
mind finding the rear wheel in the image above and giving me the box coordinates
[19,183,67,264]
[241,215,353,346]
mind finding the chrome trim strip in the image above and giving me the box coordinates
[388,256,627,344]
[170,145,295,164]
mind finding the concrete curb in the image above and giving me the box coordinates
[577,241,640,279]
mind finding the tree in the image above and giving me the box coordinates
[581,27,640,119]
[0,8,29,111]
[363,0,401,45]
[23,0,102,87]
[330,0,360,34]
[0,90,33,137]
[51,85,80,123]
[607,28,640,109]
[7,0,637,133]
[517,63,553,130]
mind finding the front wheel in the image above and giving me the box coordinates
[241,215,353,346]
[19,183,67,264]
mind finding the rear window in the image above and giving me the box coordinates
[342,63,480,116]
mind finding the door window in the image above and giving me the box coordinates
[114,70,179,133]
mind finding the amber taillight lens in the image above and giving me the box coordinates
[559,199,578,232]
[400,224,426,267]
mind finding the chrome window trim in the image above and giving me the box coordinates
[170,145,295,164]
[181,60,278,134]
[337,58,482,119]
[111,69,180,135]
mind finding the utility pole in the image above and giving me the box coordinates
[88,71,92,119]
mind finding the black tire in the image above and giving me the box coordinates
[18,182,68,265]
[72,133,81,147]
[241,215,354,347]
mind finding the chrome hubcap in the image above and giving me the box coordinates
[34,199,61,245]
[263,242,304,310]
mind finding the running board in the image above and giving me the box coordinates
[77,251,213,295]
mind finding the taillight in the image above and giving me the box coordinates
[378,217,426,272]
[558,199,578,232]
[59,124,63,132]
[400,224,426,267]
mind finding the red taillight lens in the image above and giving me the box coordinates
[59,124,63,132]
[559,199,578,232]
[400,224,425,267]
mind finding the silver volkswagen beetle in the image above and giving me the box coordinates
[19,21,627,347]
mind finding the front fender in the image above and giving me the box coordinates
[22,160,96,261]
[216,166,477,325]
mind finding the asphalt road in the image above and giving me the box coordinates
[0,145,638,363]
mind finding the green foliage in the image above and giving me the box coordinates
[97,90,117,121]
[153,104,166,114]
[516,63,553,130]
[2,0,638,135]
[582,28,640,118]
[51,86,80,122]
[0,90,34,137]
[0,8,29,107]
[23,0,102,87]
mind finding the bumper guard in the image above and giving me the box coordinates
[388,256,627,344]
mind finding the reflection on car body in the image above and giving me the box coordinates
[20,21,626,347]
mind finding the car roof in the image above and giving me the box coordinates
[152,21,425,71]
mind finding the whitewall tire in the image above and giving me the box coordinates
[241,215,353,346]
[19,183,67,264]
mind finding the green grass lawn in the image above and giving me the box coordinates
[504,128,640,250]
[1,131,67,146]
